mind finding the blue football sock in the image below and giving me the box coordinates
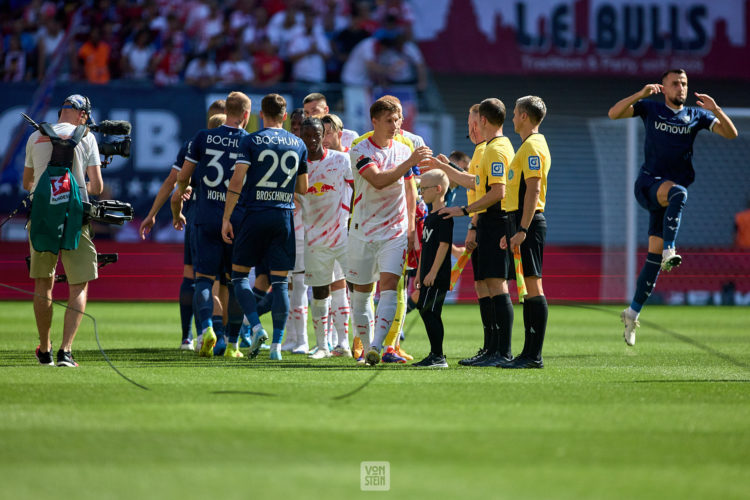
[192,284,200,335]
[662,185,688,249]
[178,277,195,341]
[630,253,662,313]
[231,271,261,329]
[194,277,214,331]
[212,315,224,337]
[270,278,290,344]
[226,283,244,344]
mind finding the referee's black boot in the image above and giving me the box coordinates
[472,351,512,367]
[458,348,487,366]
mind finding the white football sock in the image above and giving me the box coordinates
[290,273,308,345]
[372,289,398,350]
[311,296,331,351]
[351,290,373,351]
[331,287,350,347]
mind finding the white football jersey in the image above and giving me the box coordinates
[349,136,414,242]
[341,128,358,149]
[293,196,306,243]
[303,149,353,249]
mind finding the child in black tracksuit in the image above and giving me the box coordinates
[413,170,453,368]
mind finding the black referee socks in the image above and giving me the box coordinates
[478,296,493,351]
[491,293,513,358]
[522,295,548,361]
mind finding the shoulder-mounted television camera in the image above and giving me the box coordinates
[88,120,132,165]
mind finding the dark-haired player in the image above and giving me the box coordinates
[608,69,738,345]
[222,94,309,361]
[299,117,353,359]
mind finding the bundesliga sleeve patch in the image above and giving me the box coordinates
[491,162,504,177]
[528,156,540,171]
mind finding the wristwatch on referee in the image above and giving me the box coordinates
[461,205,469,216]
[518,226,528,234]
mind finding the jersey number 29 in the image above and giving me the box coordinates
[256,150,299,189]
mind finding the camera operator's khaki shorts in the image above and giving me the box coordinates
[29,224,98,284]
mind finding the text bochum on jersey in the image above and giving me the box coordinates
[236,128,308,210]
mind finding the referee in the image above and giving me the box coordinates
[439,98,516,367]
[500,96,551,369]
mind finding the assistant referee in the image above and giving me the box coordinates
[500,95,551,369]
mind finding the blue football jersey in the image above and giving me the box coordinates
[171,140,197,220]
[186,125,249,226]
[633,99,716,187]
[236,127,308,211]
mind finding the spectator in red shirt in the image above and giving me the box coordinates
[151,37,185,86]
[252,35,284,87]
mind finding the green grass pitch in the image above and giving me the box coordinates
[1,301,749,499]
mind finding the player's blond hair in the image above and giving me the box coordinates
[321,113,343,133]
[421,169,449,195]
[207,113,226,129]
[225,92,251,117]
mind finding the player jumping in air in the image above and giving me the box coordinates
[608,69,738,345]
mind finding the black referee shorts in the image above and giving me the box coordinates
[472,211,511,281]
[508,211,546,278]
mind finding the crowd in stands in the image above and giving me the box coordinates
[0,0,427,89]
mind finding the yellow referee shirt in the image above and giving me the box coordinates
[503,133,550,212]
[466,141,486,214]
[477,136,514,214]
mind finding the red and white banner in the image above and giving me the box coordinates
[413,0,750,79]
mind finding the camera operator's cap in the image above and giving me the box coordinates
[62,94,92,114]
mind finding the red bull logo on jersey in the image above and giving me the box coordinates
[49,174,71,205]
[307,182,336,196]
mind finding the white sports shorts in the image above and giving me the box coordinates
[304,243,347,287]
[346,234,407,285]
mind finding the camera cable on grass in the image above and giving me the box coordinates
[0,282,149,390]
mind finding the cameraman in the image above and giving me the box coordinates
[22,94,102,367]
